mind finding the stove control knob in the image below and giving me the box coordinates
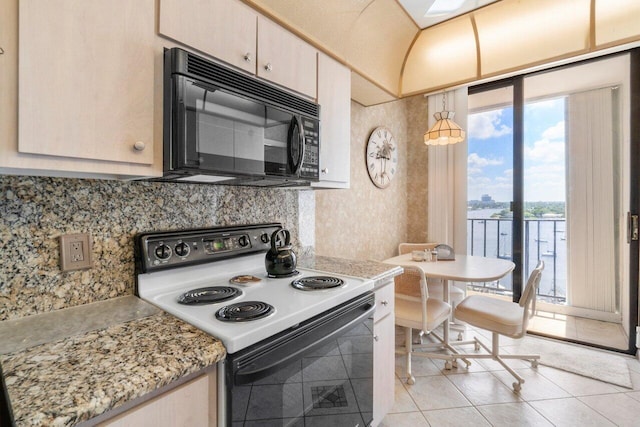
[260,233,270,244]
[154,244,172,260]
[238,235,249,247]
[175,242,190,257]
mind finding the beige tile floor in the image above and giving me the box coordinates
[380,326,640,426]
[527,311,628,349]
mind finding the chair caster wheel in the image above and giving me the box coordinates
[513,382,522,392]
[532,360,539,368]
[452,360,459,368]
[445,361,453,370]
[457,332,464,341]
[407,376,416,385]
[474,342,480,351]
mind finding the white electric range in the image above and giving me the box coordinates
[135,223,374,353]
[135,224,377,426]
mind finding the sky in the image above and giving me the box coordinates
[467,97,566,203]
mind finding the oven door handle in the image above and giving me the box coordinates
[234,300,375,385]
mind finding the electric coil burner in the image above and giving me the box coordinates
[291,276,345,291]
[177,286,242,305]
[135,224,375,427]
[267,270,300,279]
[216,301,275,322]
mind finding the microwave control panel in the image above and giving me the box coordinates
[300,118,320,179]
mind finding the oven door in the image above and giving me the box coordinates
[173,75,304,179]
[221,293,375,427]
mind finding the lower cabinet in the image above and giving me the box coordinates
[372,280,395,426]
[98,369,216,427]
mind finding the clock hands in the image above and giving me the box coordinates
[367,127,397,188]
[369,138,395,185]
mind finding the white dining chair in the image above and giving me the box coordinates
[395,265,463,385]
[454,260,544,392]
[398,243,466,339]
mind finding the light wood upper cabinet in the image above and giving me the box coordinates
[256,16,317,98]
[159,0,316,98]
[159,0,258,74]
[312,53,350,188]
[18,0,155,166]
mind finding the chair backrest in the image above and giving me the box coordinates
[518,260,545,333]
[394,265,430,332]
[398,242,438,255]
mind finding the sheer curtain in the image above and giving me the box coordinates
[566,86,620,313]
[427,88,468,254]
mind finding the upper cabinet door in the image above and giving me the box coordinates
[159,0,257,74]
[313,53,351,188]
[18,0,155,165]
[257,17,317,99]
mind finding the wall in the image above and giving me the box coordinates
[315,95,429,261]
[0,176,312,321]
[405,96,430,243]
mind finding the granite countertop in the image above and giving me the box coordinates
[300,255,403,290]
[0,296,225,426]
[0,256,400,426]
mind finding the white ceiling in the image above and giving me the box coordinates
[397,0,500,28]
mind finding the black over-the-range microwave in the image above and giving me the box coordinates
[160,47,321,187]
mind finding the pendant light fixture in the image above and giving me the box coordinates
[424,92,465,146]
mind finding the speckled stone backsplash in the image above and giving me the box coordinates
[0,176,313,321]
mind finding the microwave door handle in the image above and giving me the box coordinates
[290,115,305,175]
[297,118,306,175]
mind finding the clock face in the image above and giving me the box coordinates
[366,127,398,189]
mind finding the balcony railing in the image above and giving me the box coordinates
[467,218,566,303]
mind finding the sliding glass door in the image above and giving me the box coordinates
[523,57,630,329]
[467,84,516,294]
[521,95,567,305]
[467,52,637,352]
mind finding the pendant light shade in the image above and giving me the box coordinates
[424,111,466,145]
[424,92,466,146]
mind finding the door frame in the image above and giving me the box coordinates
[629,48,640,353]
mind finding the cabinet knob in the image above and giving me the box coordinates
[133,141,146,151]
[243,53,252,63]
[321,168,329,174]
[264,63,273,72]
[374,335,379,342]
[381,300,388,306]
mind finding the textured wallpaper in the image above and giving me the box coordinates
[315,95,430,262]
[405,95,430,243]
[0,176,311,320]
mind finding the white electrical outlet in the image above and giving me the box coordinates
[60,233,92,271]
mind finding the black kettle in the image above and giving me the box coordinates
[265,229,297,277]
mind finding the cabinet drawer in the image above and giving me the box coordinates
[374,281,395,323]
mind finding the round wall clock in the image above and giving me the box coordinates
[365,126,398,189]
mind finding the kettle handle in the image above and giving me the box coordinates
[270,229,291,251]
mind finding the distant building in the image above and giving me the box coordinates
[481,194,494,203]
